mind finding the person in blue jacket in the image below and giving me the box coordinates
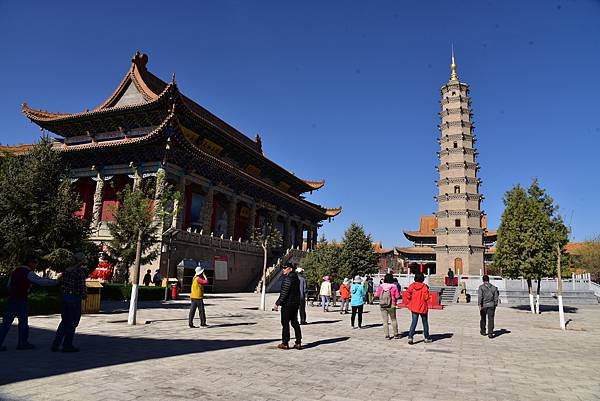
[350,275,366,328]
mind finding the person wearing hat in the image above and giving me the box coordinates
[295,267,309,325]
[339,278,351,315]
[319,275,332,312]
[350,276,366,328]
[189,266,209,328]
[52,251,88,353]
[0,255,58,352]
[273,263,302,350]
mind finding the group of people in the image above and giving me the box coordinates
[277,267,500,347]
[142,269,162,287]
[0,253,88,352]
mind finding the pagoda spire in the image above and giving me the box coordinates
[450,45,459,81]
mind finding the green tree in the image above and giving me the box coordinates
[339,223,378,279]
[493,179,569,313]
[0,138,90,273]
[104,183,162,283]
[251,222,282,311]
[301,241,342,289]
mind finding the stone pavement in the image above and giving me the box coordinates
[0,293,599,401]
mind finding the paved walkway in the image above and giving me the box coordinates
[0,293,599,401]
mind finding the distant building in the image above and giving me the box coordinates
[14,52,341,290]
[397,54,496,275]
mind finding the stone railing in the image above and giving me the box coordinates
[255,247,308,293]
[173,229,262,254]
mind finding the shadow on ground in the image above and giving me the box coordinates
[306,320,341,325]
[510,305,578,313]
[302,336,350,349]
[0,327,277,385]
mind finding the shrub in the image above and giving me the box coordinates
[101,283,164,301]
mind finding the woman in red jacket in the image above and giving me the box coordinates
[405,272,432,344]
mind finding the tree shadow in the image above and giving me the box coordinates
[203,322,257,329]
[0,326,278,385]
[301,336,350,349]
[509,305,579,313]
[492,329,511,338]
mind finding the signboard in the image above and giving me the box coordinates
[214,255,228,280]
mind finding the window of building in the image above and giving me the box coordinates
[452,91,456,96]
[453,141,458,148]
[454,185,460,194]
[455,219,461,227]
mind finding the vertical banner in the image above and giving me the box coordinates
[214,255,228,280]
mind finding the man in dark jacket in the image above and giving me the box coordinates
[478,275,499,339]
[273,263,302,350]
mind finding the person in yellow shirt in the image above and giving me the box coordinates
[189,267,209,328]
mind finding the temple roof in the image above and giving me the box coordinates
[21,51,327,195]
[47,111,340,221]
[0,144,33,156]
[395,246,435,255]
[372,242,393,254]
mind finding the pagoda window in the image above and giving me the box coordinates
[189,192,205,230]
[453,141,458,148]
[72,177,95,221]
[101,175,131,222]
[454,219,461,227]
[454,185,460,194]
[234,202,250,240]
[452,91,456,96]
[212,193,229,237]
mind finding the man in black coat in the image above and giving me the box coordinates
[273,263,302,350]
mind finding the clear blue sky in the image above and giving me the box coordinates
[1,1,599,247]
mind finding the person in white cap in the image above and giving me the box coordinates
[295,267,308,324]
[189,266,209,328]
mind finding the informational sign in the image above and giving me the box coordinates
[214,255,228,280]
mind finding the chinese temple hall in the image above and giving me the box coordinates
[397,53,496,276]
[21,52,341,290]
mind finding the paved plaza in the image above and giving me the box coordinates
[0,293,599,401]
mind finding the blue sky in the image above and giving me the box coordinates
[1,0,599,247]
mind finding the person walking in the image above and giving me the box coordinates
[52,252,88,353]
[274,263,302,350]
[339,278,351,315]
[405,272,432,344]
[350,276,366,329]
[189,267,209,328]
[0,255,58,351]
[367,276,375,304]
[152,269,162,287]
[478,275,499,339]
[143,269,152,286]
[331,280,339,308]
[319,276,332,312]
[375,273,401,339]
[296,267,309,325]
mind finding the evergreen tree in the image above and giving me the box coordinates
[339,223,378,278]
[301,241,342,288]
[0,138,90,273]
[105,183,161,283]
[494,179,569,313]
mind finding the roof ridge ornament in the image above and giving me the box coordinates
[132,51,149,72]
[450,45,459,81]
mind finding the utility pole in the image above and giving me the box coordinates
[127,229,143,325]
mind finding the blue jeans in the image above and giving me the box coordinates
[53,295,82,348]
[0,300,29,346]
[409,312,429,339]
[321,296,330,311]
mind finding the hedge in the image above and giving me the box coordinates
[0,292,61,316]
[101,283,165,301]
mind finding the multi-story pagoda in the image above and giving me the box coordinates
[397,54,495,275]
[21,52,341,290]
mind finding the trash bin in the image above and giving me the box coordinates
[82,280,103,314]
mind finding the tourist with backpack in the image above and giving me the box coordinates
[375,273,401,339]
[405,272,432,344]
[350,276,366,328]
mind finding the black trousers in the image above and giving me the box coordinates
[281,304,302,345]
[351,305,363,327]
[298,299,307,323]
[189,299,206,326]
[480,306,495,335]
